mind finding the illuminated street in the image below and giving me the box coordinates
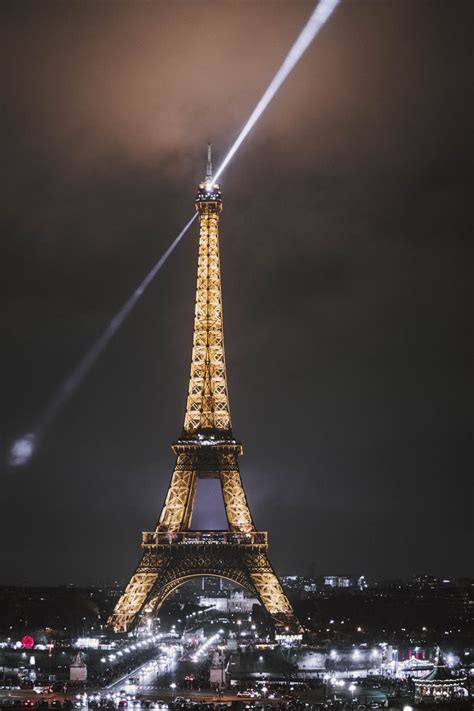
[109,649,179,695]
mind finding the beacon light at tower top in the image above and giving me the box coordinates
[198,143,222,200]
[7,0,341,468]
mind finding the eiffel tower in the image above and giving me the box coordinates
[109,147,303,636]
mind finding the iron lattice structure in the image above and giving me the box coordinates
[109,150,302,635]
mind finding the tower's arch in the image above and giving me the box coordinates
[143,573,259,617]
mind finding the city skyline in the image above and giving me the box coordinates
[1,0,472,585]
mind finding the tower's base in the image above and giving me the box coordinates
[108,532,303,635]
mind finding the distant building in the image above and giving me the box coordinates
[324,576,351,588]
[198,589,259,613]
[282,574,367,594]
[200,577,224,595]
[281,576,318,598]
[324,575,367,590]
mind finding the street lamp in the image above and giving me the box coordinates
[349,684,356,702]
[170,683,177,701]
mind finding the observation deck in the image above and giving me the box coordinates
[195,181,222,212]
[142,530,268,548]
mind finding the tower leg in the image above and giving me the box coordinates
[220,455,255,533]
[108,552,164,633]
[246,552,303,633]
[157,454,196,532]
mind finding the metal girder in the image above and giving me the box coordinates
[108,567,159,633]
[157,454,196,532]
[183,205,231,434]
[156,445,254,535]
[221,463,255,534]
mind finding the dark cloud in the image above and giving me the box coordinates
[1,0,472,585]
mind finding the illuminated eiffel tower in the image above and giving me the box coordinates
[109,147,302,636]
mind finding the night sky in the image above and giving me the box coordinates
[1,0,472,586]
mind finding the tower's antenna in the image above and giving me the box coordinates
[206,143,213,181]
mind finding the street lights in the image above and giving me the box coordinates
[170,682,177,701]
[349,684,356,703]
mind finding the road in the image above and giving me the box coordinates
[0,650,403,709]
[108,656,175,695]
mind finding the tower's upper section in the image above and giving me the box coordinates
[183,147,232,440]
[196,144,223,211]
